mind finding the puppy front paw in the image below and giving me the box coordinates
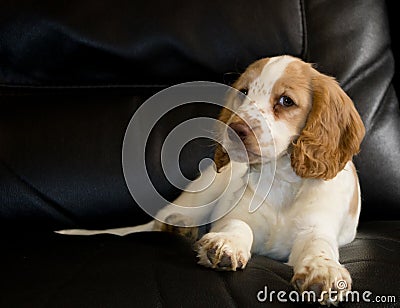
[291,256,352,306]
[195,232,251,271]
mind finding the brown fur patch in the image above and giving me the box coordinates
[270,60,313,129]
[214,58,270,171]
[154,220,198,243]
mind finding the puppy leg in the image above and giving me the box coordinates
[153,211,199,243]
[196,219,253,271]
[288,232,351,306]
[151,162,243,242]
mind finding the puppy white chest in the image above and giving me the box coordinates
[220,156,302,260]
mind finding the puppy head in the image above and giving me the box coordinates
[215,55,365,179]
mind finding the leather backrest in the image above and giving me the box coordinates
[0,0,304,86]
[0,0,398,229]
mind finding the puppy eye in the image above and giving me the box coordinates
[239,88,248,95]
[278,95,295,107]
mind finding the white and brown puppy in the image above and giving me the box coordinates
[59,56,365,305]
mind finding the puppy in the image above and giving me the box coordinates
[59,55,365,305]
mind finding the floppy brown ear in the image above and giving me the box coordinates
[214,107,232,172]
[291,72,365,180]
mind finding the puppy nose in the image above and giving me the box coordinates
[228,122,251,141]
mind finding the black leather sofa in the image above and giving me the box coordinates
[0,1,399,307]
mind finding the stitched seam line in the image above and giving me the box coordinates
[299,0,308,60]
[342,47,393,92]
[340,49,394,134]
[0,83,170,89]
[365,81,393,134]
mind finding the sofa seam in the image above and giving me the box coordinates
[340,259,399,266]
[340,49,395,134]
[343,46,393,92]
[0,83,170,90]
[354,236,400,244]
[299,0,308,60]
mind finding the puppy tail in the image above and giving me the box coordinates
[55,220,156,236]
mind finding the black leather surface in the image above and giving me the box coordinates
[0,88,222,230]
[304,0,400,221]
[0,0,303,86]
[0,0,399,307]
[0,221,398,308]
[1,0,399,228]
